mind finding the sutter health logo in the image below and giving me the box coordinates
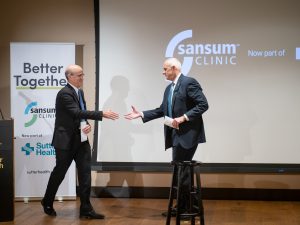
[165,30,240,74]
[24,101,55,127]
[21,142,55,156]
[22,143,34,155]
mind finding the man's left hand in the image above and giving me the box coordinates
[82,124,91,134]
[172,116,186,129]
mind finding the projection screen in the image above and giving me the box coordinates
[92,0,300,172]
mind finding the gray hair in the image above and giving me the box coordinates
[165,58,182,71]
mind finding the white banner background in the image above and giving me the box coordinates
[10,43,76,198]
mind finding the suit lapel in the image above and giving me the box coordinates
[66,83,80,105]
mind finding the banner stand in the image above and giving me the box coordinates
[10,43,76,199]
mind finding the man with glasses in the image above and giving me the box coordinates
[42,64,119,219]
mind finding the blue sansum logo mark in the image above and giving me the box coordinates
[166,30,193,75]
[165,30,240,74]
[296,48,300,60]
[24,102,38,127]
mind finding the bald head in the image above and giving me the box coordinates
[65,64,84,88]
[65,64,83,79]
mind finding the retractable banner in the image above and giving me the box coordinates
[10,43,76,198]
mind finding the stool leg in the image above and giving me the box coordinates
[176,164,182,225]
[196,169,205,225]
[190,165,195,225]
[166,165,177,225]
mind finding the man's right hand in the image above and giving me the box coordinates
[103,110,119,120]
[124,106,142,120]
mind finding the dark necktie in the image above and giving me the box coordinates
[78,90,86,110]
[167,82,175,117]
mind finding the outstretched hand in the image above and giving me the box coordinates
[103,110,119,120]
[124,106,142,120]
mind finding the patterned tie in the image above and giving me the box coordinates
[167,82,175,117]
[78,90,86,110]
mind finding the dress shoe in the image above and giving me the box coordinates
[80,210,105,219]
[41,199,57,216]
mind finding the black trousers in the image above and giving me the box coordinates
[172,144,197,211]
[43,132,92,212]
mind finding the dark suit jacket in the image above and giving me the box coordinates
[143,74,208,150]
[52,84,103,150]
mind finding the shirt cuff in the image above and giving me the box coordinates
[184,114,189,121]
[141,111,144,118]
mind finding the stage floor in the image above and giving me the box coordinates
[1,198,300,225]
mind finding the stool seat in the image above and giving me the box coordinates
[166,160,205,225]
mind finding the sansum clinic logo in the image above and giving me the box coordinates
[165,30,240,74]
[24,102,38,127]
[23,101,55,127]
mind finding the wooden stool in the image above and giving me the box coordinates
[166,160,205,225]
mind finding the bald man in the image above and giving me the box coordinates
[125,58,208,216]
[42,65,119,219]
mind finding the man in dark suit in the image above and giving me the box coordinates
[125,57,208,214]
[42,64,119,219]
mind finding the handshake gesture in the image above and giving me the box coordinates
[103,106,184,130]
[102,106,142,121]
